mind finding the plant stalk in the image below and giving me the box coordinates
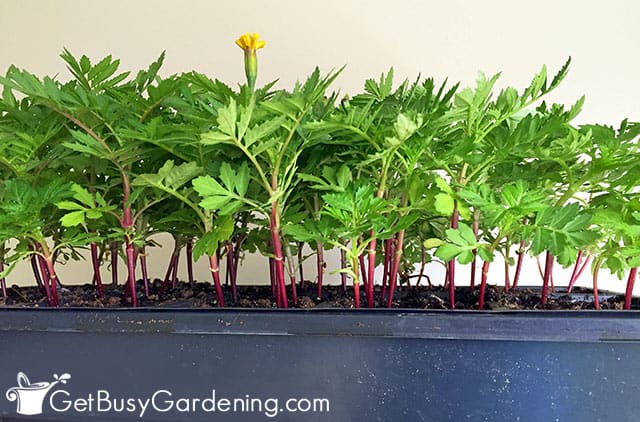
[568,253,591,293]
[186,239,194,286]
[592,257,603,310]
[540,251,554,306]
[478,260,491,310]
[447,202,460,309]
[139,247,150,298]
[283,242,298,305]
[227,242,238,303]
[269,202,288,309]
[316,241,325,299]
[340,247,347,293]
[125,240,138,307]
[208,254,225,307]
[624,267,637,310]
[512,240,525,289]
[386,229,406,308]
[297,242,305,288]
[90,242,104,298]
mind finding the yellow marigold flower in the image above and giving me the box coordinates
[235,33,266,52]
[235,33,266,91]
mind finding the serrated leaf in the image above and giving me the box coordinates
[60,211,85,227]
[218,162,236,191]
[434,193,455,216]
[56,200,85,211]
[244,116,285,148]
[192,176,226,197]
[216,99,237,137]
[434,175,453,195]
[199,195,230,211]
[336,165,352,189]
[201,130,234,145]
[237,102,254,140]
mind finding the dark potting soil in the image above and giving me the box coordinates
[0,279,634,310]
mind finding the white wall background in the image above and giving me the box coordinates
[0,0,638,294]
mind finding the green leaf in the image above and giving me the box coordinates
[336,165,352,189]
[394,113,420,141]
[192,216,235,258]
[244,117,285,148]
[192,176,226,197]
[216,98,237,137]
[458,222,477,244]
[201,130,234,145]
[434,193,455,216]
[56,200,85,211]
[423,238,444,249]
[236,162,250,197]
[477,247,494,263]
[434,175,453,195]
[218,162,236,191]
[435,243,463,262]
[60,211,86,227]
[199,195,231,211]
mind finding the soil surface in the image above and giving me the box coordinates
[0,280,636,310]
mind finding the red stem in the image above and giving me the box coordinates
[227,243,238,302]
[186,239,194,286]
[90,242,104,298]
[418,244,430,288]
[139,247,150,298]
[284,246,298,306]
[568,254,592,293]
[297,242,305,288]
[380,238,393,305]
[208,254,225,307]
[45,257,59,307]
[269,204,288,309]
[358,253,368,292]
[624,267,637,310]
[0,262,6,300]
[470,210,479,290]
[386,230,406,308]
[503,258,511,293]
[352,257,361,308]
[366,233,377,309]
[567,250,584,292]
[340,247,347,294]
[30,254,44,290]
[37,254,53,305]
[478,260,491,310]
[110,242,119,287]
[448,203,459,309]
[316,241,325,299]
[540,251,554,306]
[593,259,602,310]
[125,241,137,307]
[512,241,525,289]
[171,252,180,288]
[269,257,277,300]
[159,254,176,295]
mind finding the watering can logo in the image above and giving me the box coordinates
[5,372,71,415]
